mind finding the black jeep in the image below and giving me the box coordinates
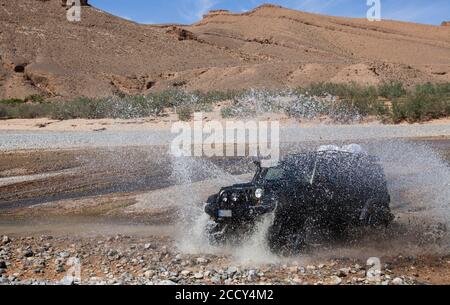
[204,148,394,254]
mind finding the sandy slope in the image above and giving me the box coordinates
[0,1,449,99]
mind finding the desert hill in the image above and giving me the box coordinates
[0,0,449,99]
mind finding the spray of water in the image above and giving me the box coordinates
[170,137,450,263]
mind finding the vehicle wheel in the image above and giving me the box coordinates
[205,221,228,245]
[360,199,394,227]
[267,219,306,255]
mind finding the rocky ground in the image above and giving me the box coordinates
[1,233,449,286]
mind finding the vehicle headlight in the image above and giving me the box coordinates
[255,188,263,199]
[221,192,228,202]
[231,192,239,202]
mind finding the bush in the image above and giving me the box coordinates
[176,105,193,121]
[378,81,406,99]
[0,98,25,105]
[0,83,448,123]
[24,94,45,103]
[0,105,8,118]
[389,85,450,123]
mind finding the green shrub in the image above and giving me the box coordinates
[220,106,236,118]
[378,81,406,99]
[0,83,448,123]
[0,98,25,105]
[176,105,193,121]
[24,94,45,103]
[0,105,8,118]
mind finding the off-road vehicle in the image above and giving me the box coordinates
[204,145,394,254]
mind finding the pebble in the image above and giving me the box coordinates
[247,270,258,281]
[391,277,404,285]
[60,276,75,285]
[196,257,208,264]
[59,251,70,258]
[144,270,155,278]
[329,276,342,285]
[227,266,238,275]
[158,280,176,285]
[144,243,152,250]
[338,267,351,277]
[1,236,10,245]
[23,249,34,258]
[288,266,298,273]
[180,270,191,276]
[194,272,204,279]
[292,277,303,284]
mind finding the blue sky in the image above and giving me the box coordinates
[89,0,449,25]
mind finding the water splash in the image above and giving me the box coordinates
[171,138,450,262]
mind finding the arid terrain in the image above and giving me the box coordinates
[0,0,449,100]
[1,0,450,286]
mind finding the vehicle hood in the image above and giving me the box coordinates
[220,182,255,192]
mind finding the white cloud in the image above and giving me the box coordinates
[177,0,220,23]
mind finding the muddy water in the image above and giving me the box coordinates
[0,138,448,222]
[1,139,448,210]
[0,136,449,266]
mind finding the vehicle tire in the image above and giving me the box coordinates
[205,221,228,245]
[360,198,394,227]
[267,219,306,255]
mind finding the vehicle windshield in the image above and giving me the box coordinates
[253,166,285,183]
[253,155,316,184]
[264,167,285,181]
